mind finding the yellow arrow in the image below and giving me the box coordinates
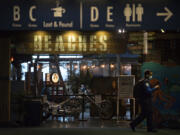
[156,7,173,22]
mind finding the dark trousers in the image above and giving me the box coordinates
[131,98,154,130]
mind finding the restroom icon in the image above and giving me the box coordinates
[124,3,144,22]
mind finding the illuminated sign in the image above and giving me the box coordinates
[15,31,126,54]
[33,34,107,53]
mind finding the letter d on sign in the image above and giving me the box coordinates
[13,6,20,21]
[91,7,99,22]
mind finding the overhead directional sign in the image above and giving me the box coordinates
[0,0,180,31]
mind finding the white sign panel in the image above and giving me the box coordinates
[118,75,135,98]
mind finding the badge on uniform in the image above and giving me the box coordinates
[145,83,150,87]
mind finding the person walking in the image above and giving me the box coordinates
[130,70,159,132]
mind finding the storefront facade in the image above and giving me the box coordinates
[0,0,180,125]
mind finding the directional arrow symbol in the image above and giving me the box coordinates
[156,7,173,22]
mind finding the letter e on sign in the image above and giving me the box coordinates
[107,6,113,22]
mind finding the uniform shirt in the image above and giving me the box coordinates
[144,79,156,93]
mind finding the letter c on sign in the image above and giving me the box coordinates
[29,6,36,22]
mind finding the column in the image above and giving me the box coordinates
[0,38,10,122]
[143,32,148,62]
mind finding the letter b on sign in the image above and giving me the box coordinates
[13,6,20,21]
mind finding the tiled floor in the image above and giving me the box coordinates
[41,118,130,128]
[0,118,180,135]
[1,107,180,135]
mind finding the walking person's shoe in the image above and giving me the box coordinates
[129,123,136,132]
[147,129,158,132]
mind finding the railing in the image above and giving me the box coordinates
[10,93,136,123]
